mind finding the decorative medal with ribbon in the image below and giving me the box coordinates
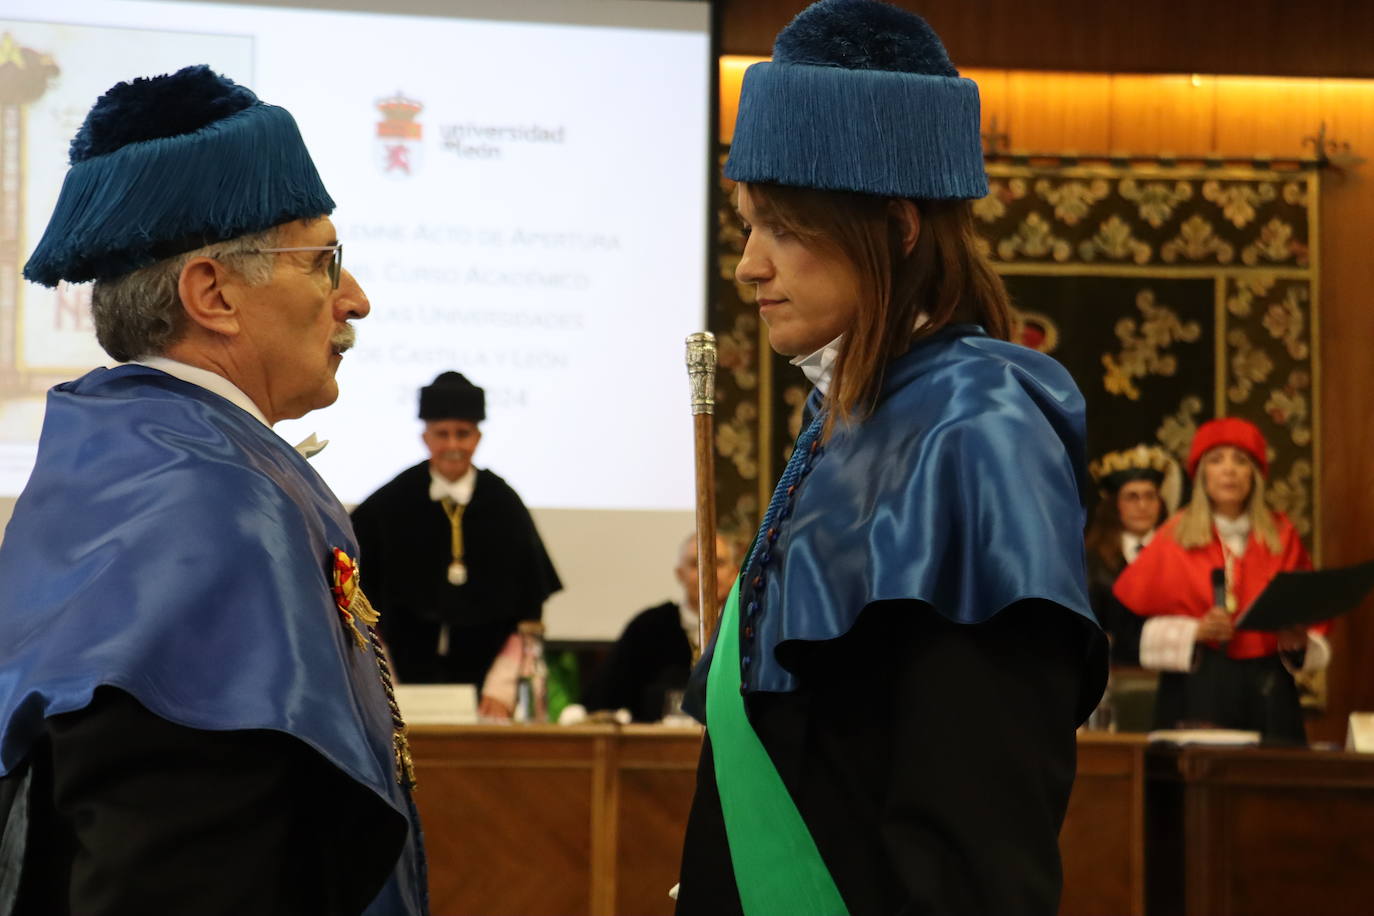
[447,561,467,585]
[329,548,415,787]
[331,548,380,649]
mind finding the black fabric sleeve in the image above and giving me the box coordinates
[583,631,636,715]
[349,495,389,635]
[872,601,1087,915]
[1101,591,1145,666]
[44,686,404,916]
[586,606,694,722]
[1088,556,1145,667]
[349,496,388,621]
[501,487,562,621]
[677,599,1100,916]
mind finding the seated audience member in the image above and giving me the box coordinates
[1113,418,1331,743]
[586,535,737,722]
[1084,444,1179,664]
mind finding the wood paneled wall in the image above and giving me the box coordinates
[718,63,1374,744]
[720,1,1374,79]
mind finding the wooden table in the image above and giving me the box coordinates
[1063,733,1148,916]
[1146,743,1374,916]
[410,724,700,916]
[409,726,1145,916]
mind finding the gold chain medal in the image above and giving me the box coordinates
[331,548,416,787]
[440,497,467,585]
[1222,549,1239,616]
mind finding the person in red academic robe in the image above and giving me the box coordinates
[1113,418,1331,743]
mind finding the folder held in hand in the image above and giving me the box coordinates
[1236,558,1374,631]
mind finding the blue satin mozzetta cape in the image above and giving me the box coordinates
[0,366,426,916]
[687,326,1096,713]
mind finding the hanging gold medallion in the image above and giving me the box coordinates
[440,497,467,586]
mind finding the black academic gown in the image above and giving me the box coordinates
[675,599,1097,916]
[350,463,561,684]
[0,687,401,916]
[586,601,693,722]
[1087,550,1145,666]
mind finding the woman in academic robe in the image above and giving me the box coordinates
[1084,445,1180,664]
[673,3,1107,914]
[1113,417,1331,743]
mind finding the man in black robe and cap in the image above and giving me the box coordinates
[352,371,562,685]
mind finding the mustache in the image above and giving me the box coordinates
[331,324,357,353]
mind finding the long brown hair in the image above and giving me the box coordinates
[739,182,1011,436]
[1084,496,1127,574]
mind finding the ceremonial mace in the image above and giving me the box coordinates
[685,332,719,661]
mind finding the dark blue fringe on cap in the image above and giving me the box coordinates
[725,0,987,200]
[24,65,334,287]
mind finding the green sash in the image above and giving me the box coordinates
[705,577,849,916]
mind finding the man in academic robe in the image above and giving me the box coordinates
[586,534,737,722]
[0,67,426,914]
[352,371,562,686]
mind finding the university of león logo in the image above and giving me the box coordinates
[375,91,423,177]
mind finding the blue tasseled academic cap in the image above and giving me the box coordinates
[24,65,335,287]
[724,0,987,200]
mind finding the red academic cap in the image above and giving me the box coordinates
[1187,417,1268,479]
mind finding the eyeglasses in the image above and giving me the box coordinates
[246,243,343,289]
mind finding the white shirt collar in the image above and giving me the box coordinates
[429,465,478,505]
[1121,528,1155,564]
[789,335,842,395]
[134,356,271,427]
[679,600,701,651]
[1214,514,1252,557]
[787,313,932,396]
[133,356,330,458]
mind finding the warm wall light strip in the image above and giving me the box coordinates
[718,60,1374,156]
[719,55,768,143]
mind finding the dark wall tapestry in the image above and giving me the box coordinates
[711,158,1322,561]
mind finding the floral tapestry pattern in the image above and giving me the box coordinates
[711,156,1320,554]
[977,164,1319,545]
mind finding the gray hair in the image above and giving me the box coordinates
[90,226,280,362]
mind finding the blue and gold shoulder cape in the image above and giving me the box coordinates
[0,365,426,916]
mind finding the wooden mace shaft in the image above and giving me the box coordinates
[686,331,719,663]
[694,412,719,659]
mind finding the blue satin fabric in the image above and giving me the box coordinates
[0,366,426,916]
[687,326,1096,713]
